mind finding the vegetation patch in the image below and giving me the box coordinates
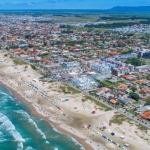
[109,114,132,125]
[136,123,148,132]
[60,84,80,94]
[30,64,37,70]
[13,58,27,65]
[84,95,112,111]
[126,58,145,66]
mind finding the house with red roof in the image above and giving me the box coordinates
[96,87,112,95]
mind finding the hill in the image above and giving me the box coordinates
[108,6,150,13]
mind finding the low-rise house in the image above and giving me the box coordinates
[118,97,135,105]
[136,105,150,114]
[117,84,128,91]
[103,93,114,100]
[40,58,53,65]
[140,88,150,94]
[62,61,80,67]
[96,87,112,95]
[141,111,150,120]
[137,79,149,85]
[110,99,118,104]
[121,74,137,80]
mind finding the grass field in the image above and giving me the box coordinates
[109,113,133,125]
[13,58,28,65]
[60,83,81,94]
[84,95,112,111]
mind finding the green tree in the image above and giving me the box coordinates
[144,97,150,106]
[130,87,137,92]
[126,58,145,66]
[30,65,36,70]
[129,92,140,101]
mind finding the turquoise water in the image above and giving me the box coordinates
[0,85,83,150]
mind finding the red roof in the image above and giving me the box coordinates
[41,58,52,64]
[97,87,111,93]
[141,112,150,120]
[110,99,118,104]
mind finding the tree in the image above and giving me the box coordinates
[30,65,36,70]
[144,97,150,106]
[130,87,137,92]
[129,92,140,101]
[126,58,145,66]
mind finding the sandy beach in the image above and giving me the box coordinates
[0,52,150,150]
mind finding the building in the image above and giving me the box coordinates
[96,87,112,95]
[90,63,111,74]
[118,97,135,105]
[136,105,150,114]
[91,73,112,81]
[70,75,97,90]
[141,112,150,120]
[120,53,137,59]
[62,61,80,68]
[110,99,118,104]
[135,65,150,72]
[138,48,150,57]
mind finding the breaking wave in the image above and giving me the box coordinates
[15,110,46,140]
[0,112,25,149]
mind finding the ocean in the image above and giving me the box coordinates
[0,85,83,150]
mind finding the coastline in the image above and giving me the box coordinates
[0,52,150,150]
[0,80,93,150]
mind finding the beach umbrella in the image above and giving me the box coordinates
[103,126,107,129]
[111,132,115,136]
[91,111,96,114]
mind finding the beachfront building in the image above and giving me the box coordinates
[62,61,80,68]
[70,75,97,90]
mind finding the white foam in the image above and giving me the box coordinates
[0,131,6,143]
[17,142,24,150]
[68,137,85,150]
[0,139,7,143]
[25,146,35,150]
[0,91,8,96]
[45,140,49,144]
[54,148,58,150]
[0,113,24,149]
[16,110,46,140]
[0,112,25,142]
[50,124,61,134]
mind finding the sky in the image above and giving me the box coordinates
[0,0,150,9]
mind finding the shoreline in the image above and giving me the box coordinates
[0,52,150,150]
[0,80,94,150]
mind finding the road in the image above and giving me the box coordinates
[64,82,150,129]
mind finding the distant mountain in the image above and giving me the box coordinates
[108,6,150,12]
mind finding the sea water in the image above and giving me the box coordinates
[0,85,83,150]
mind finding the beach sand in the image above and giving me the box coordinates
[0,52,150,150]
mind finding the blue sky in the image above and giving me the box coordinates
[0,0,150,9]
